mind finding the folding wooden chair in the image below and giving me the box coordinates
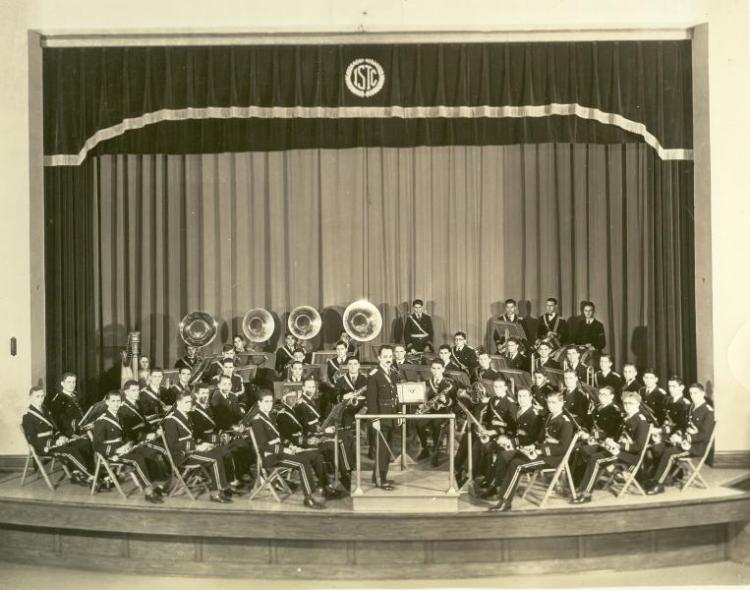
[20,442,70,492]
[603,439,651,499]
[247,428,293,503]
[89,452,143,499]
[159,431,211,500]
[522,431,581,508]
[679,428,716,491]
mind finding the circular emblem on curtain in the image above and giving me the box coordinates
[345,58,385,98]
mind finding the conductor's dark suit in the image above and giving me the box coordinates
[366,365,398,485]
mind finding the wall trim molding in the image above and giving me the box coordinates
[0,455,27,472]
[714,451,750,469]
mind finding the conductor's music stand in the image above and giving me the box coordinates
[492,321,528,344]
[393,381,426,470]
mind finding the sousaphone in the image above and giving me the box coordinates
[343,299,383,342]
[242,308,275,343]
[179,311,218,348]
[287,305,322,340]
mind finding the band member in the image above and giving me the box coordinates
[486,377,517,438]
[211,358,244,398]
[586,386,624,441]
[211,374,246,431]
[391,344,409,381]
[138,367,170,427]
[22,385,94,484]
[326,341,350,385]
[286,360,306,383]
[570,301,606,352]
[534,341,561,371]
[174,345,202,372]
[404,299,434,353]
[475,350,502,383]
[119,381,161,447]
[530,370,555,414]
[438,345,460,372]
[536,297,568,343]
[572,391,650,503]
[503,338,529,372]
[646,382,713,494]
[92,391,166,503]
[203,345,236,384]
[137,355,151,387]
[366,345,399,490]
[479,388,542,498]
[454,383,494,487]
[336,357,368,487]
[163,391,239,503]
[48,372,88,437]
[563,346,589,383]
[640,368,668,426]
[594,354,624,398]
[488,391,574,511]
[561,370,592,429]
[416,360,456,464]
[339,331,359,360]
[621,364,642,394]
[251,390,326,509]
[167,367,193,407]
[493,299,527,348]
[450,332,478,374]
[233,334,255,363]
[275,334,298,375]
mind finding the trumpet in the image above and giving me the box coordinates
[496,434,515,451]
[519,444,540,460]
[603,437,621,455]
[456,400,496,444]
[416,393,451,415]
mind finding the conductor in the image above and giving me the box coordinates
[367,344,398,490]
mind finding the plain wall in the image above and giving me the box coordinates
[0,0,748,455]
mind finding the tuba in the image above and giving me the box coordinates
[179,311,219,348]
[343,299,383,342]
[287,306,322,341]
[242,308,275,343]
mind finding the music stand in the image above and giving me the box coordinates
[497,368,533,395]
[394,382,426,470]
[492,320,528,343]
[235,365,258,383]
[272,381,303,401]
[401,364,433,383]
[311,350,338,366]
[445,370,471,389]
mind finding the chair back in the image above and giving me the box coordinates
[246,425,267,481]
[696,425,717,464]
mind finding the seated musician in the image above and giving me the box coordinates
[503,338,529,372]
[163,391,242,503]
[192,383,253,483]
[572,391,650,503]
[474,350,502,383]
[22,385,94,485]
[47,372,87,438]
[137,355,151,387]
[416,360,456,464]
[621,363,642,394]
[210,374,246,432]
[275,334,298,376]
[530,370,555,415]
[403,298,434,353]
[450,331,478,375]
[640,368,668,426]
[339,331,358,360]
[251,390,326,509]
[92,391,167,503]
[536,297,567,344]
[391,344,408,381]
[138,367,170,428]
[167,367,193,408]
[454,383,494,488]
[570,301,606,352]
[479,388,542,499]
[488,391,574,512]
[574,386,623,482]
[646,382,714,494]
[233,334,257,364]
[486,377,518,441]
[286,359,306,384]
[534,341,561,371]
[493,298,526,349]
[174,345,202,372]
[211,358,245,404]
[561,370,593,430]
[563,346,589,383]
[438,345,460,372]
[594,354,624,399]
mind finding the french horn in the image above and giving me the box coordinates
[179,311,218,348]
[287,306,322,340]
[343,299,383,342]
[242,308,275,343]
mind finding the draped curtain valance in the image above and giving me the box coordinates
[43,41,693,165]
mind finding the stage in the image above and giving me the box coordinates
[0,464,749,579]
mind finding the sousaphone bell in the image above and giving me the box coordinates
[287,305,322,340]
[179,311,218,348]
[343,299,383,342]
[242,308,275,343]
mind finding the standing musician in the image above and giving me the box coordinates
[335,356,368,489]
[570,301,606,352]
[474,350,502,384]
[493,298,527,349]
[191,383,253,483]
[403,299,434,353]
[534,340,561,371]
[163,391,241,504]
[48,372,88,438]
[22,385,95,485]
[479,388,543,499]
[621,364,642,394]
[450,332,478,375]
[530,370,555,415]
[416,360,456,464]
[561,370,593,430]
[251,390,326,509]
[174,345,202,372]
[563,346,589,383]
[488,391,574,512]
[92,391,166,503]
[167,367,193,408]
[572,391,650,503]
[640,368,669,426]
[275,334,298,375]
[536,297,568,343]
[138,367,170,427]
[646,382,714,494]
[503,338,529,372]
[594,354,624,399]
[366,345,399,490]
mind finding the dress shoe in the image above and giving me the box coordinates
[646,484,665,495]
[376,482,395,491]
[488,500,512,512]
[304,497,326,509]
[477,487,497,499]
[153,485,166,497]
[240,473,253,483]
[144,493,163,504]
[323,486,344,499]
[571,493,591,504]
[209,493,232,503]
[229,485,249,497]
